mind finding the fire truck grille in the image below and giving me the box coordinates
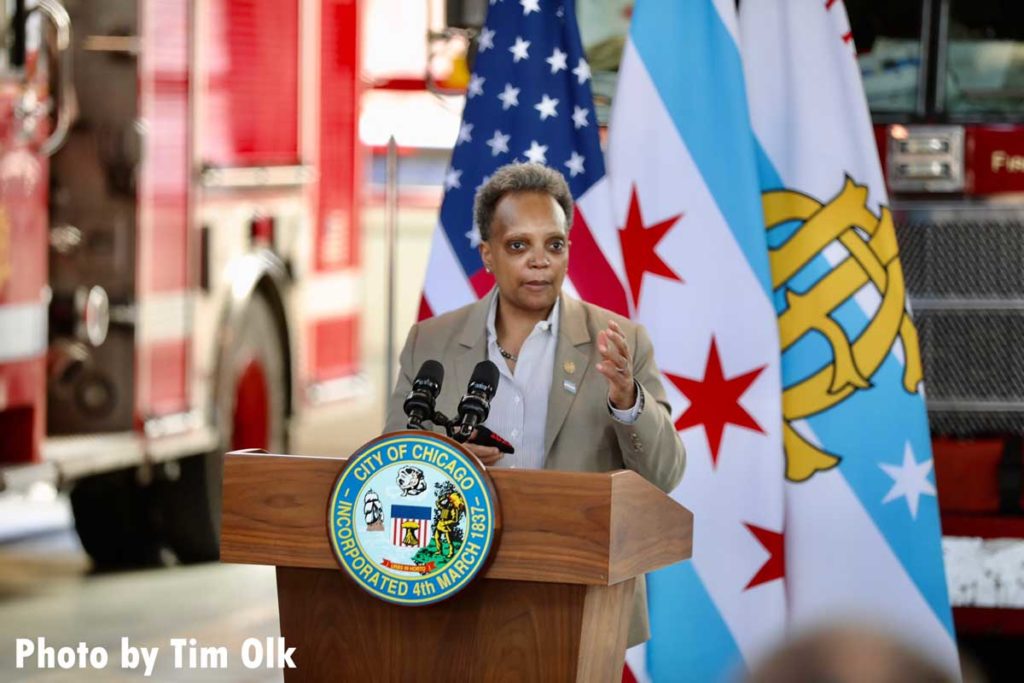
[895,209,1024,435]
[898,218,1024,297]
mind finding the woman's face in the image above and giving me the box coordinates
[480,191,569,316]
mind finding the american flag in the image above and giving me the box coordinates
[419,0,630,320]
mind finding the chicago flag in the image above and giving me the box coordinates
[740,0,958,675]
[610,1,786,681]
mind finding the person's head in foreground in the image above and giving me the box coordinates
[744,624,957,683]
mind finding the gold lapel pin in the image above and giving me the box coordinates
[563,361,575,374]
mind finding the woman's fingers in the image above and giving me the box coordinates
[607,321,631,360]
[465,442,502,465]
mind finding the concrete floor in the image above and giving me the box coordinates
[0,533,281,681]
[0,203,438,682]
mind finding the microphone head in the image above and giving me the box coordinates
[404,360,445,429]
[468,360,499,400]
[414,360,445,397]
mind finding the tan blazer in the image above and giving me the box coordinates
[385,291,686,646]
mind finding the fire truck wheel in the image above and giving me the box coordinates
[70,468,164,569]
[160,294,288,564]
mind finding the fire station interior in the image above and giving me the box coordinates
[2,0,1024,681]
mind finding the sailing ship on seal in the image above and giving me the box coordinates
[364,490,384,531]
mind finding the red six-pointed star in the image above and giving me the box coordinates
[617,184,684,310]
[744,523,785,589]
[665,338,766,465]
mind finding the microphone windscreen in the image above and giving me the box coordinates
[416,360,445,389]
[469,360,500,399]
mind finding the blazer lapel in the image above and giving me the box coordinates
[544,294,591,457]
[452,291,492,404]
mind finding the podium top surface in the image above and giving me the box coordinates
[220,451,692,585]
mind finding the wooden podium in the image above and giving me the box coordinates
[220,450,693,682]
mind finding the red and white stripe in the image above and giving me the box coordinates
[135,290,190,417]
[0,301,46,363]
[0,138,50,462]
[136,0,190,420]
[391,517,430,548]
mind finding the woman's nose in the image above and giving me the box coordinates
[529,251,550,267]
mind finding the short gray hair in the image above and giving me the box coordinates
[473,163,574,242]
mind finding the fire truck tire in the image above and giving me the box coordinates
[70,468,164,569]
[154,451,225,564]
[159,294,288,564]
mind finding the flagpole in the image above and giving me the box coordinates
[384,135,398,414]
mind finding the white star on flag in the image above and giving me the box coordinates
[468,74,485,98]
[466,225,483,247]
[564,151,585,177]
[880,442,937,519]
[498,83,520,110]
[523,140,548,164]
[444,168,462,190]
[486,130,511,156]
[520,0,540,15]
[546,48,568,74]
[572,58,591,84]
[457,122,473,145]
[535,94,559,120]
[509,37,531,63]
[571,105,589,129]
[478,27,495,52]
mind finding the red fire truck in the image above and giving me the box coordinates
[0,0,363,566]
[850,0,1024,639]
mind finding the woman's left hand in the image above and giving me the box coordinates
[596,319,637,410]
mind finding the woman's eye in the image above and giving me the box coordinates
[549,241,565,252]
[509,241,525,251]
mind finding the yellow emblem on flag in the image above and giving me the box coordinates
[763,178,923,483]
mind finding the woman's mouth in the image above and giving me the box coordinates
[523,280,551,290]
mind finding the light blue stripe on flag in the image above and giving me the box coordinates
[806,354,953,636]
[629,0,772,296]
[647,562,745,683]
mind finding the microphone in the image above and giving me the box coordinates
[452,360,500,441]
[403,360,444,429]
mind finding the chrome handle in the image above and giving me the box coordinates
[29,0,78,156]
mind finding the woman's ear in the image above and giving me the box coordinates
[479,242,492,273]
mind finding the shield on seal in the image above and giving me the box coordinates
[390,505,431,548]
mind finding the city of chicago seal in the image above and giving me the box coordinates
[327,432,498,605]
